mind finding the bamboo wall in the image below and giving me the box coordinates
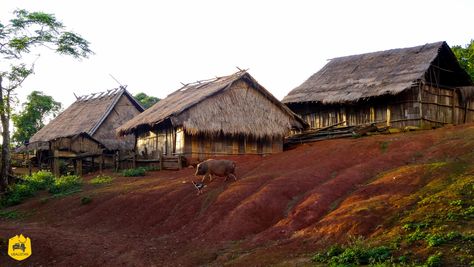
[136,128,282,162]
[288,85,474,129]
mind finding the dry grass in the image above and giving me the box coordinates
[117,71,305,137]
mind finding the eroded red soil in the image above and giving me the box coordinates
[1,124,474,266]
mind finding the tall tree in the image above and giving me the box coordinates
[12,91,61,145]
[0,9,92,191]
[134,92,160,109]
[452,40,474,81]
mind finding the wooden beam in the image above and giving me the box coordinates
[76,159,83,176]
[54,150,77,158]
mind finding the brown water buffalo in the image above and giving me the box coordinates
[195,159,237,182]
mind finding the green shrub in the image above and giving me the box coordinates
[48,174,82,195]
[1,171,83,207]
[463,206,474,217]
[407,229,427,243]
[426,252,442,267]
[312,243,391,265]
[425,233,446,247]
[446,231,461,241]
[23,170,55,190]
[81,196,92,205]
[0,210,21,219]
[1,183,36,206]
[122,167,146,177]
[89,175,114,185]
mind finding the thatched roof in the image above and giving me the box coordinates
[29,87,144,150]
[118,70,306,137]
[283,41,473,104]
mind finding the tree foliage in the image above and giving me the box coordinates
[12,91,61,145]
[0,9,92,191]
[452,40,474,81]
[134,92,160,109]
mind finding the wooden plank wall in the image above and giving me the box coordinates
[290,85,474,129]
[137,128,283,163]
[185,134,280,158]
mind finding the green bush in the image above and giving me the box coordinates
[312,242,392,265]
[122,167,146,177]
[1,183,36,206]
[23,170,55,190]
[1,171,83,207]
[426,233,446,247]
[48,174,82,195]
[89,175,114,185]
[0,210,21,219]
[426,252,442,267]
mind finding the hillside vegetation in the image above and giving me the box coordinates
[0,124,474,266]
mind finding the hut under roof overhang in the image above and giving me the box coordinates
[118,70,306,163]
[283,41,474,129]
[28,87,144,175]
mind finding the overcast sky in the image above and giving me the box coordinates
[1,0,473,111]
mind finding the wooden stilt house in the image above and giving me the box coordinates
[28,87,144,175]
[117,70,305,167]
[283,42,474,129]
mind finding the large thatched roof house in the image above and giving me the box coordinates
[283,41,474,129]
[29,87,144,174]
[118,70,305,163]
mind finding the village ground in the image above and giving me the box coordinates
[0,124,474,266]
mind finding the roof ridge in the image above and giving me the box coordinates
[328,41,445,61]
[76,86,127,101]
[88,88,126,135]
[175,69,247,93]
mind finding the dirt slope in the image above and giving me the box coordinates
[1,124,474,266]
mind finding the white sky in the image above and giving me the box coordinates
[1,0,473,111]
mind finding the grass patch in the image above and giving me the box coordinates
[0,171,84,207]
[48,174,82,195]
[122,167,146,177]
[0,210,22,219]
[89,175,114,185]
[312,237,392,265]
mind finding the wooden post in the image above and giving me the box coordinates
[452,90,456,124]
[132,153,137,169]
[159,153,163,170]
[418,83,424,127]
[28,159,32,176]
[76,159,83,176]
[53,157,60,177]
[177,155,182,170]
[386,106,391,126]
[114,151,120,172]
[99,154,104,173]
[370,107,375,123]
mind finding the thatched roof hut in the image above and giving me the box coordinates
[118,70,305,162]
[29,87,144,151]
[118,70,305,138]
[283,41,471,104]
[283,41,474,129]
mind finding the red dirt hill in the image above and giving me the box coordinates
[1,124,474,266]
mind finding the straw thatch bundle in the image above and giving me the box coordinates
[118,71,305,138]
[283,41,472,104]
[29,87,144,150]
